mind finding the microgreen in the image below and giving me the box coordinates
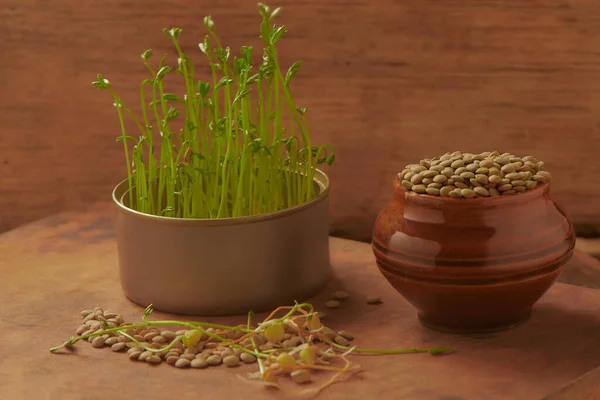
[94,3,336,218]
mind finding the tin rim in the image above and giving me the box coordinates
[112,169,330,226]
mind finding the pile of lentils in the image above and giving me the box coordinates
[75,307,355,379]
[399,151,551,198]
[54,295,449,394]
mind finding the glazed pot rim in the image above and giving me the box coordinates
[112,169,330,226]
[394,175,551,205]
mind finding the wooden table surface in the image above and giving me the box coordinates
[2,203,600,400]
[543,365,600,400]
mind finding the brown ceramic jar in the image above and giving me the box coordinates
[372,175,575,334]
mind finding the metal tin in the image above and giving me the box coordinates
[112,169,331,316]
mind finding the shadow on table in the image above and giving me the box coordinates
[414,303,600,378]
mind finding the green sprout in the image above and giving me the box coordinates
[50,301,450,397]
[93,3,336,218]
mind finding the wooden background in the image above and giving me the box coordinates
[2,0,600,242]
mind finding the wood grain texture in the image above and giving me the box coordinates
[1,203,600,399]
[543,367,600,400]
[3,0,600,241]
[543,365,600,400]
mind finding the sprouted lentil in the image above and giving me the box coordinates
[51,303,450,397]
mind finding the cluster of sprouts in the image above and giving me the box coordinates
[51,302,450,397]
[94,3,335,219]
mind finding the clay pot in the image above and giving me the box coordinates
[112,169,331,316]
[372,175,575,334]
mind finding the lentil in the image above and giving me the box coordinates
[332,290,349,300]
[399,151,551,198]
[366,296,382,305]
[175,358,191,368]
[291,369,312,384]
[223,355,240,368]
[325,300,341,308]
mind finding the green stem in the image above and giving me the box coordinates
[204,37,221,218]
[213,42,234,218]
[156,80,176,214]
[50,319,253,353]
[267,303,314,324]
[140,80,156,214]
[232,75,250,217]
[329,341,452,356]
[110,92,133,209]
[252,337,266,375]
[269,39,313,203]
[121,331,185,354]
[150,79,167,212]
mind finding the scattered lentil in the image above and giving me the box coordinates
[240,353,257,364]
[366,296,382,305]
[91,337,105,348]
[258,343,273,351]
[223,355,240,368]
[325,300,341,308]
[82,313,96,323]
[320,327,337,341]
[85,320,101,329]
[111,342,127,352]
[166,356,179,365]
[221,348,234,357]
[144,332,159,341]
[146,355,162,364]
[80,309,93,317]
[161,331,176,341]
[56,302,450,396]
[206,355,222,366]
[152,335,167,343]
[253,334,267,346]
[332,291,349,300]
[291,369,312,384]
[76,325,88,336]
[175,358,191,368]
[191,358,208,369]
[333,335,350,347]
